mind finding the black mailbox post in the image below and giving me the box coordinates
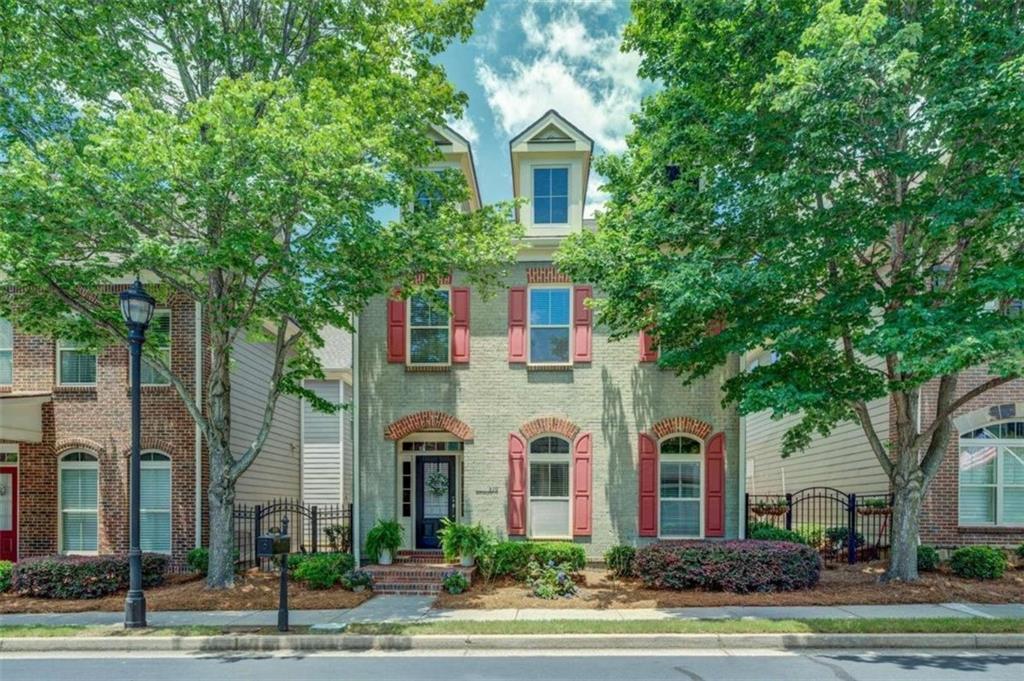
[256,516,291,632]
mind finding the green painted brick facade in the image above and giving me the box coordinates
[357,260,741,559]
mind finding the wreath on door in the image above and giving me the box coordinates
[426,470,449,497]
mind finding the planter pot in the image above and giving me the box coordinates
[753,507,787,517]
[857,508,892,516]
[352,585,366,593]
[460,554,475,568]
[378,548,393,566]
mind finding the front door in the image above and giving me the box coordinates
[416,456,455,549]
[0,467,17,562]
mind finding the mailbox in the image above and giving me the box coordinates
[256,521,291,558]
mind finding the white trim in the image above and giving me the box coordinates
[352,312,361,565]
[138,450,172,555]
[55,339,97,387]
[406,287,452,367]
[0,317,12,386]
[140,309,172,386]
[656,435,705,540]
[527,284,573,367]
[738,353,747,537]
[531,165,571,227]
[525,434,573,540]
[395,435,463,551]
[57,451,100,555]
[958,424,1024,528]
[193,301,203,549]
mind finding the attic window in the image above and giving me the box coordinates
[533,167,568,224]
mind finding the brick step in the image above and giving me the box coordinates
[366,567,472,578]
[373,585,442,595]
[395,551,455,565]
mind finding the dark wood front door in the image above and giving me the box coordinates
[416,456,455,549]
[0,467,17,562]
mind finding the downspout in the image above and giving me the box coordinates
[193,301,203,548]
[351,312,361,566]
[737,353,747,539]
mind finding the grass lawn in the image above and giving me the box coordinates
[1,618,1021,638]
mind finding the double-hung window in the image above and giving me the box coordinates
[0,318,11,385]
[57,339,97,385]
[533,167,568,224]
[659,436,702,537]
[140,452,172,553]
[408,290,450,365]
[60,452,99,553]
[959,421,1024,526]
[529,436,571,537]
[528,287,571,364]
[139,310,171,385]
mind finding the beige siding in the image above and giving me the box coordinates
[233,337,301,504]
[301,379,345,507]
[745,395,890,496]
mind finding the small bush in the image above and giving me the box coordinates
[749,522,806,545]
[795,524,825,548]
[917,545,941,572]
[634,541,821,594]
[186,547,209,575]
[1016,543,1024,560]
[950,546,1007,580]
[292,553,354,589]
[824,526,863,550]
[438,520,495,562]
[288,551,354,575]
[604,545,636,578]
[489,541,586,578]
[12,554,169,599]
[526,560,577,599]
[442,570,469,594]
[341,569,373,590]
[0,560,13,592]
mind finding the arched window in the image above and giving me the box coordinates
[140,452,171,553]
[59,452,98,553]
[659,435,702,537]
[529,436,571,537]
[959,421,1024,526]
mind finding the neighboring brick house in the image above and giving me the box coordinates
[0,285,341,566]
[354,115,742,560]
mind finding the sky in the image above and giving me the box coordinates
[436,0,652,217]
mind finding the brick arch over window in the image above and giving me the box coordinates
[53,437,106,458]
[120,438,178,459]
[953,402,1023,435]
[384,411,474,441]
[519,416,580,441]
[651,416,713,441]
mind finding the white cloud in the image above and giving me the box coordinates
[446,114,480,147]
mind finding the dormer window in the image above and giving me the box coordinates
[533,167,569,225]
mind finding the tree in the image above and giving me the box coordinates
[557,0,1024,581]
[0,0,520,587]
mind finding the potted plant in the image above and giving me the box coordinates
[751,497,788,517]
[438,519,494,567]
[857,497,892,516]
[366,519,403,565]
[342,569,374,593]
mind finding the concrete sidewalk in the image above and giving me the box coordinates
[2,597,1023,627]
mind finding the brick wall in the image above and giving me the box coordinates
[2,290,206,565]
[357,261,741,559]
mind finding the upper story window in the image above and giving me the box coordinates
[140,310,171,386]
[57,338,97,386]
[0,318,12,385]
[529,287,571,365]
[533,167,569,224]
[959,420,1024,527]
[408,290,450,365]
[659,435,702,538]
[59,451,99,553]
[529,436,571,538]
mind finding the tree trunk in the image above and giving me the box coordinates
[206,479,236,588]
[884,466,925,582]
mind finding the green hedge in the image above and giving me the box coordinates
[12,554,169,599]
[748,522,806,545]
[491,541,586,577]
[291,552,355,589]
[0,560,12,592]
[950,546,1007,580]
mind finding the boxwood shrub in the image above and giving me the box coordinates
[748,522,806,545]
[12,554,169,599]
[949,546,1007,580]
[491,541,586,577]
[290,552,355,589]
[917,545,941,572]
[634,540,821,593]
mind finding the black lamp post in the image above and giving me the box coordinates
[120,279,155,628]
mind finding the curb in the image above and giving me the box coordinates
[2,633,1022,653]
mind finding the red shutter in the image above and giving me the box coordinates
[638,433,658,537]
[572,432,592,536]
[573,285,592,362]
[508,287,527,363]
[508,433,527,535]
[639,329,658,362]
[705,432,725,537]
[386,295,405,363]
[451,287,470,363]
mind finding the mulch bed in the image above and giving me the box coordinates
[434,563,1024,610]
[0,570,372,614]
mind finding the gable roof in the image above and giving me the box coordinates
[428,123,482,209]
[509,109,595,149]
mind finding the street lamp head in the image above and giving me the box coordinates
[120,279,156,328]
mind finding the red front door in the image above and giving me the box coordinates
[0,466,17,561]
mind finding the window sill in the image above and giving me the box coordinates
[526,364,573,372]
[53,385,97,394]
[405,365,450,373]
[957,525,1024,533]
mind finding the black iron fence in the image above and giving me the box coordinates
[234,498,353,570]
[745,487,894,565]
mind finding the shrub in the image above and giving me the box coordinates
[795,524,825,548]
[186,547,209,575]
[604,545,636,578]
[365,519,403,561]
[438,520,495,562]
[341,569,373,591]
[292,553,354,589]
[1016,543,1024,560]
[442,570,469,594]
[748,522,806,545]
[288,551,354,575]
[634,541,821,594]
[824,526,863,550]
[12,554,169,599]
[917,545,941,572]
[0,560,12,592]
[950,546,1007,580]
[323,524,349,553]
[526,560,577,599]
[489,541,586,577]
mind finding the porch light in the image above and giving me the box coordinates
[119,279,156,327]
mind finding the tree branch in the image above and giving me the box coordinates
[914,373,1018,451]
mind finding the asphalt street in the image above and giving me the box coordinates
[2,649,1023,681]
